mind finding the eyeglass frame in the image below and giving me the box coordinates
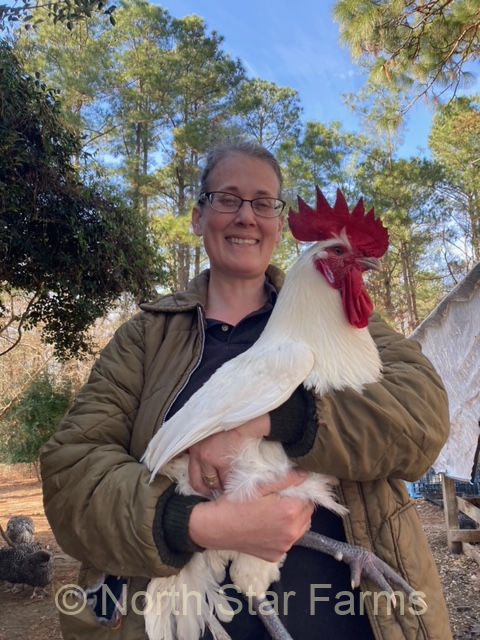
[198,191,286,218]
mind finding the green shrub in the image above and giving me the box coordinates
[0,372,72,464]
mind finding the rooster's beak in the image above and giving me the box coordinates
[357,256,382,271]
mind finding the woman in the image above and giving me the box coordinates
[41,141,452,639]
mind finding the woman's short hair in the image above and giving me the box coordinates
[198,140,283,200]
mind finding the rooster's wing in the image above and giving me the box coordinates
[142,339,314,476]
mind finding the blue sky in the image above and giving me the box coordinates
[156,0,435,158]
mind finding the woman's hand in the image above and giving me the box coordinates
[188,415,271,496]
[188,469,313,562]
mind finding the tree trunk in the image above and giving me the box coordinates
[132,122,141,209]
[194,245,201,277]
[383,267,394,318]
[177,243,190,291]
[400,241,418,330]
[468,195,480,262]
[142,129,149,216]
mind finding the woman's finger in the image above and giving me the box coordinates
[188,455,215,496]
[257,467,308,496]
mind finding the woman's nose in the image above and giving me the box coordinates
[234,200,257,224]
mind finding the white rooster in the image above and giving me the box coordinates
[142,188,413,640]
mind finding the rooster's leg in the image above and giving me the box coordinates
[205,615,233,640]
[251,595,294,640]
[296,530,420,605]
[204,598,292,640]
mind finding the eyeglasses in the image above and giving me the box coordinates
[199,191,285,218]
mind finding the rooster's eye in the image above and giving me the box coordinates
[331,246,345,256]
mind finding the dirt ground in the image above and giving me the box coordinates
[0,464,479,640]
[0,464,80,640]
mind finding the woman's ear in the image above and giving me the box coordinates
[192,206,203,236]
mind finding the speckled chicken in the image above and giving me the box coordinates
[0,543,53,593]
[1,519,53,597]
[6,516,35,545]
[0,542,53,596]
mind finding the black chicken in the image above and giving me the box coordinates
[1,521,53,597]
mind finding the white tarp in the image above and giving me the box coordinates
[410,263,480,481]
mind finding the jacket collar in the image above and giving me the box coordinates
[140,265,285,314]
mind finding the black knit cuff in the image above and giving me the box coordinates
[153,486,208,568]
[267,385,318,458]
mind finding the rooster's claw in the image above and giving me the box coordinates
[296,530,422,607]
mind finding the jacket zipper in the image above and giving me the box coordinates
[160,304,206,425]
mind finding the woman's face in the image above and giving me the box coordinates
[192,152,283,281]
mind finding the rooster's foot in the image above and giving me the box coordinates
[296,530,423,607]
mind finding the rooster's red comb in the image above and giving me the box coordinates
[288,187,389,258]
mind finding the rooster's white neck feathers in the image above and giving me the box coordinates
[262,240,382,394]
